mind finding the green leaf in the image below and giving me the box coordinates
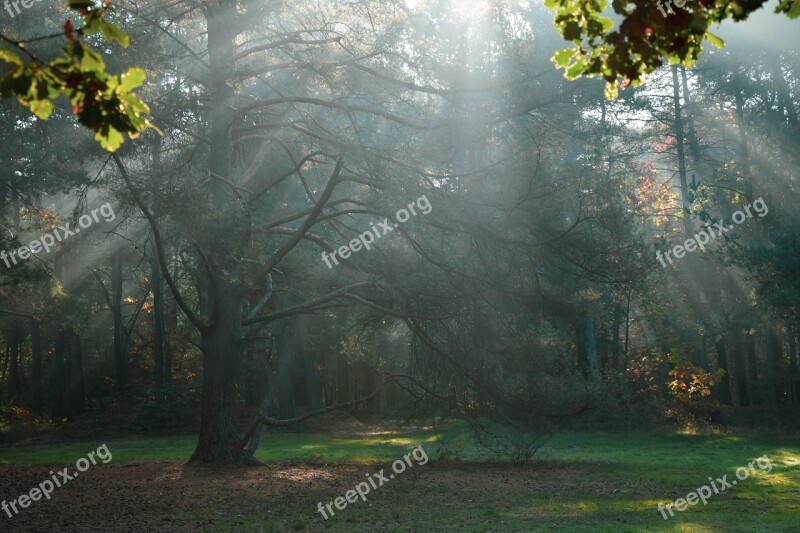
[776,0,800,18]
[119,68,146,92]
[563,21,582,41]
[79,47,106,73]
[604,81,618,100]
[120,93,150,114]
[29,99,54,119]
[553,49,575,68]
[99,21,130,48]
[596,16,614,32]
[95,126,125,152]
[0,49,23,66]
[704,32,725,48]
[566,58,586,79]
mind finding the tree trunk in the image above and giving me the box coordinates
[7,324,21,403]
[274,317,297,420]
[788,323,799,405]
[190,278,244,465]
[714,337,732,405]
[586,312,601,382]
[30,319,43,414]
[336,311,351,403]
[150,251,165,387]
[299,315,322,410]
[112,250,126,393]
[69,329,86,415]
[680,66,701,165]
[733,334,748,406]
[765,323,781,415]
[610,300,622,371]
[745,332,759,405]
[189,0,244,466]
[52,329,68,419]
[164,251,178,383]
[671,65,692,239]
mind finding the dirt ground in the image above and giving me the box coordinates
[0,459,652,532]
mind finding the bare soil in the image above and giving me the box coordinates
[0,460,655,532]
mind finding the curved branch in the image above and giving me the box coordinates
[238,97,443,131]
[262,157,344,274]
[112,154,209,332]
[242,282,371,326]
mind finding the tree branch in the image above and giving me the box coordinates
[112,154,209,332]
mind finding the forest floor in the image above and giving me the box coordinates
[1,422,799,532]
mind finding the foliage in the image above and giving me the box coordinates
[0,0,157,151]
[667,359,724,402]
[545,0,800,98]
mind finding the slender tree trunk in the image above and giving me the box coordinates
[765,323,781,415]
[586,312,601,381]
[680,66,701,166]
[714,337,733,405]
[299,315,322,410]
[30,319,43,414]
[610,300,622,371]
[150,252,165,387]
[69,329,86,415]
[274,318,297,420]
[7,325,21,403]
[336,311,351,403]
[745,332,759,405]
[733,77,753,198]
[62,328,73,421]
[164,253,178,384]
[786,323,799,405]
[671,65,692,239]
[112,251,125,393]
[52,330,67,419]
[734,334,749,406]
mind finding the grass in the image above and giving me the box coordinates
[1,424,799,531]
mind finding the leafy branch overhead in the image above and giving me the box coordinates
[545,0,800,99]
[0,0,158,151]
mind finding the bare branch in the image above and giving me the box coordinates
[112,154,209,332]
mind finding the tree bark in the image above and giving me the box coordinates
[299,314,322,410]
[274,317,297,420]
[714,337,732,405]
[586,312,601,382]
[671,65,692,239]
[744,332,759,405]
[69,329,86,415]
[112,250,126,393]
[150,251,166,387]
[7,324,21,403]
[189,0,244,466]
[190,277,244,465]
[765,323,781,415]
[30,319,43,414]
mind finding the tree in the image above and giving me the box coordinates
[546,0,800,98]
[0,0,156,150]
